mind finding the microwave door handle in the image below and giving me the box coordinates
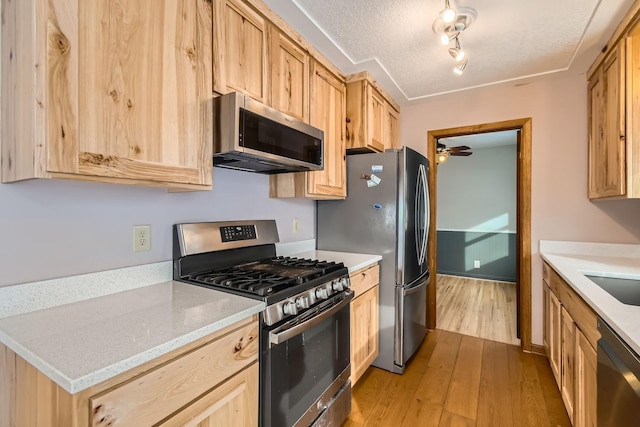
[268,293,353,348]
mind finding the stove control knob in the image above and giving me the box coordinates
[315,287,329,300]
[282,301,298,316]
[332,279,344,292]
[296,296,310,310]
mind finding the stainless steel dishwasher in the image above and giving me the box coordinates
[597,318,640,426]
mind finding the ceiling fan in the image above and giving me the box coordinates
[436,142,472,163]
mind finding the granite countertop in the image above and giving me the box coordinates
[0,281,264,394]
[292,250,382,273]
[540,240,640,355]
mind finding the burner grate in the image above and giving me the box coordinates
[185,257,344,297]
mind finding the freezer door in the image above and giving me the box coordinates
[395,274,429,369]
[398,147,430,286]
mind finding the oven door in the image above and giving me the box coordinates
[262,291,353,427]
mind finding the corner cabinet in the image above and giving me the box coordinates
[1,0,214,190]
[349,263,380,385]
[587,13,640,199]
[542,262,598,427]
[1,316,259,427]
[345,72,401,153]
[269,60,347,199]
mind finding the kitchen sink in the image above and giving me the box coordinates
[584,274,640,306]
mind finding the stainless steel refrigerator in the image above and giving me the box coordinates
[317,146,430,374]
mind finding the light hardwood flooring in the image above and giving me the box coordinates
[437,274,520,346]
[344,329,570,427]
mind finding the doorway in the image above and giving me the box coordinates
[427,118,532,351]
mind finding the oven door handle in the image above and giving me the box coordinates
[269,292,353,348]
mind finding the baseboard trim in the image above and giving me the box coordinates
[526,344,546,356]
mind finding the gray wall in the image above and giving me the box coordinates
[0,169,315,287]
[436,144,517,280]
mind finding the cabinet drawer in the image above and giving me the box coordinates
[350,264,379,297]
[90,321,258,427]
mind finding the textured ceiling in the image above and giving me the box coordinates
[263,0,635,104]
[441,130,517,150]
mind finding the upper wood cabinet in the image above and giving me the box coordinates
[587,10,640,199]
[213,0,268,103]
[588,43,626,198]
[1,0,213,190]
[269,60,347,199]
[387,105,400,150]
[345,72,401,153]
[268,25,310,122]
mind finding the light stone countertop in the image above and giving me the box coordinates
[540,240,640,355]
[292,250,382,273]
[0,281,264,394]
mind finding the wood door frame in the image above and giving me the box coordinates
[427,118,532,351]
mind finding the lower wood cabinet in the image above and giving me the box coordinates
[0,316,259,427]
[542,262,598,426]
[349,263,380,385]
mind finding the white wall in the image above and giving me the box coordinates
[401,73,640,345]
[0,169,315,287]
[437,145,517,232]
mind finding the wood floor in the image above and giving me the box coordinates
[437,274,520,346]
[344,329,570,427]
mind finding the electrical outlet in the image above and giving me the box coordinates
[293,218,300,234]
[133,225,151,252]
[474,260,480,268]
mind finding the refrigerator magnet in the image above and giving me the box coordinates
[371,165,383,172]
[366,174,381,187]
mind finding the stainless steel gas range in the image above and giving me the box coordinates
[173,220,353,427]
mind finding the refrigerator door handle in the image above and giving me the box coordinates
[415,164,429,266]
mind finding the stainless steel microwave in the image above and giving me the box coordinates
[213,92,324,174]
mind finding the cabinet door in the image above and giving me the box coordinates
[307,61,347,199]
[159,363,258,427]
[213,0,267,102]
[46,0,213,187]
[588,43,626,198]
[560,306,576,424]
[386,105,400,150]
[548,289,562,386]
[574,329,597,427]
[269,26,309,122]
[543,282,550,357]
[350,285,379,385]
[367,85,386,152]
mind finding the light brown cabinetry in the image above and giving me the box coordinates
[544,282,562,383]
[1,316,259,427]
[268,25,309,122]
[213,0,268,103]
[270,60,347,199]
[574,329,597,427]
[587,11,640,199]
[542,262,599,426]
[345,72,401,153]
[349,264,380,385]
[1,0,214,190]
[588,43,626,198]
[560,306,576,424]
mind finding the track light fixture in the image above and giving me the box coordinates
[432,0,477,75]
[453,58,468,75]
[448,38,466,62]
